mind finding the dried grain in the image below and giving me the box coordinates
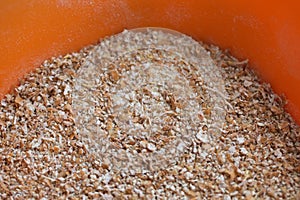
[0,28,299,199]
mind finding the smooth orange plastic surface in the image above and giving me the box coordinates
[0,1,300,123]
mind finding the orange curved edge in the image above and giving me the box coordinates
[0,0,300,124]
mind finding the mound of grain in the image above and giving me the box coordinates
[0,28,299,199]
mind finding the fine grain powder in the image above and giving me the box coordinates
[0,28,299,199]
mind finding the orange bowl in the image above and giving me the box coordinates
[0,0,299,123]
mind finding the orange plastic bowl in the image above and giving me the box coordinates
[0,1,299,123]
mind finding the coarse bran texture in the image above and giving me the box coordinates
[0,28,299,199]
[73,30,229,172]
